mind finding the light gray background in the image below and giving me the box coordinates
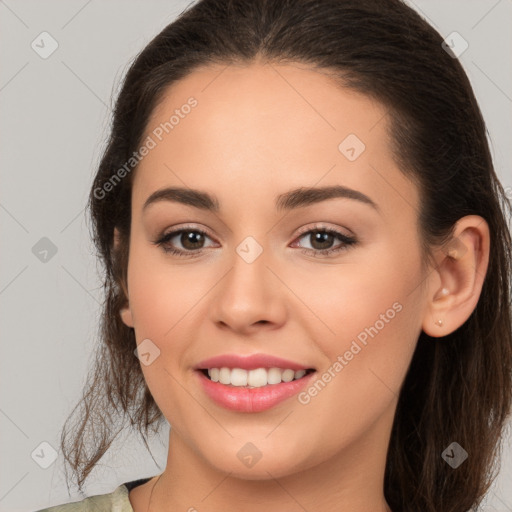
[1,1,511,511]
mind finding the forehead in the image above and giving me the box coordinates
[145,61,388,152]
[133,62,418,218]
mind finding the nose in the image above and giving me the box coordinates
[210,246,287,335]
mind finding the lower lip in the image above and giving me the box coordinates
[196,370,316,413]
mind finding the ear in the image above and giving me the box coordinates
[120,304,134,328]
[422,215,490,337]
[114,227,134,328]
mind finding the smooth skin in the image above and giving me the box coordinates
[119,61,490,512]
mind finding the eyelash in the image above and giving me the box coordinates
[152,223,357,258]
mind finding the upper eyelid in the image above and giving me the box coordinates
[294,223,354,237]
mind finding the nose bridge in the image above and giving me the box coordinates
[211,234,286,331]
[224,236,270,307]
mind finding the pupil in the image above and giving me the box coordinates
[312,231,333,250]
[182,231,204,249]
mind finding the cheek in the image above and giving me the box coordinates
[293,237,424,394]
[126,247,209,425]
[293,240,422,346]
[126,243,209,339]
[290,284,422,454]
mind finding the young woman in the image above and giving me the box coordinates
[37,0,512,511]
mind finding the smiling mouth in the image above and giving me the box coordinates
[199,367,316,388]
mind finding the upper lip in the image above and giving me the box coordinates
[195,353,314,371]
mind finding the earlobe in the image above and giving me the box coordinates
[422,215,490,338]
[120,305,134,328]
[113,226,133,327]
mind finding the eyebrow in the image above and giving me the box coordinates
[142,185,379,213]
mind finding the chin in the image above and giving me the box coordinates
[202,446,310,481]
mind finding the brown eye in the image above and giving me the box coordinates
[307,230,337,250]
[178,230,206,250]
[154,228,216,257]
[294,227,357,257]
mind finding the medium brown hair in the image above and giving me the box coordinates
[60,1,512,510]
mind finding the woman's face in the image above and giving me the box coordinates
[120,62,430,479]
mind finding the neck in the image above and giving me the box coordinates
[149,405,395,512]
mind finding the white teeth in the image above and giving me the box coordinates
[248,368,267,387]
[267,367,282,385]
[282,369,295,382]
[231,368,248,386]
[219,367,231,385]
[294,369,306,379]
[204,367,311,387]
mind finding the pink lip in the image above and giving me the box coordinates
[195,353,313,371]
[195,370,316,413]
